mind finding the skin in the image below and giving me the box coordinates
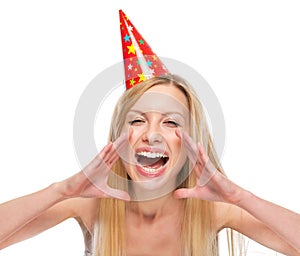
[0,84,300,255]
[121,88,189,197]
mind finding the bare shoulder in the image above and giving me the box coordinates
[213,201,243,232]
[214,201,262,233]
[66,198,98,251]
[55,197,98,233]
[70,197,98,232]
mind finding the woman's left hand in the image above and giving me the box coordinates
[174,130,243,204]
[174,131,300,255]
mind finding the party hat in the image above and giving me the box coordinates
[119,10,169,89]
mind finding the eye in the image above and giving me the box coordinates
[129,119,145,126]
[164,120,180,128]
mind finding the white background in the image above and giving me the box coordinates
[0,0,300,255]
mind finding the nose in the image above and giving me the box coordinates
[142,124,163,145]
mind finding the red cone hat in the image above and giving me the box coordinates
[119,10,169,90]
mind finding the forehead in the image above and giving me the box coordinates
[130,84,189,114]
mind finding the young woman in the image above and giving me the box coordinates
[0,75,300,255]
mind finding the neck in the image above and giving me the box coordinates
[128,192,183,221]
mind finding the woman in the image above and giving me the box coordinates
[0,75,300,255]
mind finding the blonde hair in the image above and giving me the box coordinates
[93,74,235,255]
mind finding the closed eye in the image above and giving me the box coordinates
[129,119,145,125]
[164,120,180,127]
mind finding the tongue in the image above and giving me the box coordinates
[139,157,164,169]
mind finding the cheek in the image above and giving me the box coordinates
[168,132,185,154]
[166,130,180,143]
[121,123,143,144]
[129,127,144,144]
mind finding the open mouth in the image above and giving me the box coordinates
[135,151,169,177]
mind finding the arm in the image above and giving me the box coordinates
[217,202,300,255]
[0,183,66,246]
[174,130,300,254]
[0,194,83,249]
[236,191,300,251]
[0,135,130,248]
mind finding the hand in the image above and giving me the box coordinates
[173,130,243,204]
[59,133,130,201]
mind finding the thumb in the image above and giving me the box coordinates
[173,188,197,199]
[104,187,131,201]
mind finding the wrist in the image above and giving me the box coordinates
[51,171,88,199]
[234,189,254,208]
[49,181,72,201]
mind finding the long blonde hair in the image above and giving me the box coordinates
[93,74,234,255]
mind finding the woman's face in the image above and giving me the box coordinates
[121,84,190,189]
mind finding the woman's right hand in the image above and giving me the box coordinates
[0,133,130,248]
[58,133,130,201]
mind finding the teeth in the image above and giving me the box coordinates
[137,151,167,158]
[142,166,159,174]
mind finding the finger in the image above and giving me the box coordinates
[176,128,196,163]
[198,159,217,187]
[173,188,198,199]
[113,128,133,150]
[99,134,128,165]
[114,131,135,165]
[103,140,126,164]
[182,131,198,152]
[175,128,182,139]
[83,169,130,201]
[180,131,199,164]
[112,132,128,149]
[197,143,207,158]
[104,186,131,201]
[181,132,207,164]
[87,143,113,170]
[85,180,131,201]
[196,143,208,166]
[98,142,114,160]
[83,143,116,184]
[178,131,208,180]
[192,158,203,177]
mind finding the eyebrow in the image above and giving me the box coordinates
[127,109,186,118]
